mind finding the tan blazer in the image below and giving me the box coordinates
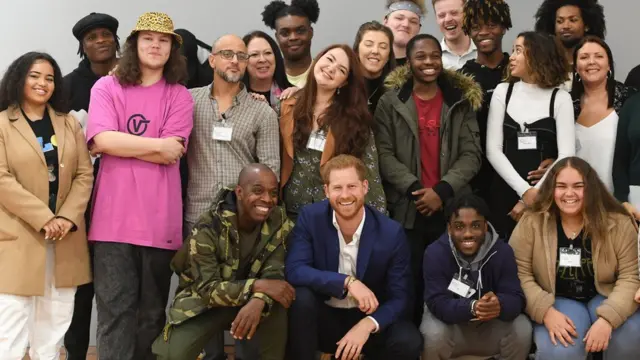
[510,211,640,329]
[0,105,94,296]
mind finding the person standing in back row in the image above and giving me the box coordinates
[262,0,319,88]
[86,12,193,360]
[383,0,425,68]
[433,0,477,70]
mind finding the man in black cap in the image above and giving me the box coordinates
[63,12,119,360]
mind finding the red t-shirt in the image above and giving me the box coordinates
[414,90,443,189]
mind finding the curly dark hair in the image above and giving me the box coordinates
[242,31,292,91]
[293,44,372,158]
[352,21,396,77]
[262,0,320,30]
[462,0,513,35]
[534,0,606,39]
[115,32,188,86]
[445,193,492,224]
[505,32,569,88]
[571,36,615,108]
[0,52,67,113]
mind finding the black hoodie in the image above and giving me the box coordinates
[64,58,101,112]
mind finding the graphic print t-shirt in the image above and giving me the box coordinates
[414,90,444,188]
[86,76,194,250]
[24,110,59,212]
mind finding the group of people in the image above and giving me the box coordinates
[1,0,640,359]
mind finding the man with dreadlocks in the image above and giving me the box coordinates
[62,12,119,360]
[262,0,319,87]
[534,0,606,90]
[459,0,511,205]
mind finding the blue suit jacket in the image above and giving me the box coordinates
[285,200,412,330]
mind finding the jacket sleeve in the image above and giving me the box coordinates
[373,98,420,194]
[0,127,55,232]
[252,219,293,311]
[494,244,527,321]
[440,104,482,197]
[363,132,387,214]
[57,116,94,230]
[257,106,281,181]
[595,218,640,329]
[285,208,347,298]
[509,214,555,324]
[369,227,411,330]
[612,97,636,202]
[185,216,257,308]
[423,244,474,324]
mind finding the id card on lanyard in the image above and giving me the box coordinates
[517,129,537,150]
[559,246,582,268]
[212,120,233,142]
[307,131,326,152]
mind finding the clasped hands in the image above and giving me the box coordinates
[42,217,74,241]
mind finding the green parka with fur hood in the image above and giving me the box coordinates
[374,65,483,229]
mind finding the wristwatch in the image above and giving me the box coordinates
[470,300,478,317]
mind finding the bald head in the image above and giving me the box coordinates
[238,163,276,187]
[212,34,246,53]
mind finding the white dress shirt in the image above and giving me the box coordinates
[441,37,477,71]
[326,210,380,331]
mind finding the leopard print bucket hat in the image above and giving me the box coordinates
[128,12,183,45]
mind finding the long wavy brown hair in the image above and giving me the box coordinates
[505,31,569,88]
[115,32,188,86]
[530,157,630,256]
[293,44,372,158]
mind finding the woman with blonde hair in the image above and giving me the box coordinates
[510,156,640,360]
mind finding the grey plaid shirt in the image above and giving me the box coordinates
[185,84,280,224]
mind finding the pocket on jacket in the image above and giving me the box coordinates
[0,215,18,241]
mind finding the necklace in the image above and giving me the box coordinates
[368,86,380,106]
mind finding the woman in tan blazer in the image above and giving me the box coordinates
[0,52,93,359]
[510,156,640,360]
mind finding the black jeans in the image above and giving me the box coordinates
[63,243,94,360]
[405,211,446,325]
[93,242,175,360]
[287,287,422,360]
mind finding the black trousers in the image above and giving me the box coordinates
[405,211,446,325]
[93,242,175,360]
[287,287,422,360]
[63,243,94,360]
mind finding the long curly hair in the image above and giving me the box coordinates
[505,32,569,88]
[534,0,606,39]
[242,31,293,91]
[462,0,513,35]
[115,32,188,86]
[571,36,616,108]
[0,52,67,113]
[292,44,372,158]
[352,21,396,78]
[262,0,320,29]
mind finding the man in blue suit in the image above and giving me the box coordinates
[286,155,422,360]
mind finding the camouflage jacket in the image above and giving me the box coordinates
[166,188,293,328]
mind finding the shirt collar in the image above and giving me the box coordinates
[332,208,366,245]
[440,37,477,56]
[208,81,249,106]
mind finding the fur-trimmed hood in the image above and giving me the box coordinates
[384,64,483,111]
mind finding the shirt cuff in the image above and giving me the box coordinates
[366,316,380,333]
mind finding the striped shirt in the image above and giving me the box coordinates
[185,83,280,224]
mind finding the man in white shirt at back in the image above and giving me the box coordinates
[433,0,477,70]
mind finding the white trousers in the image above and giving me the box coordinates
[0,244,76,360]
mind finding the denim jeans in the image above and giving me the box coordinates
[533,295,640,360]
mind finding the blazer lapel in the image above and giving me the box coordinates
[48,106,66,161]
[8,106,46,166]
[356,208,374,279]
[320,130,335,166]
[326,208,340,273]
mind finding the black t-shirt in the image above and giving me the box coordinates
[555,219,597,302]
[366,76,385,115]
[248,88,272,107]
[237,225,261,279]
[395,57,407,68]
[23,109,59,212]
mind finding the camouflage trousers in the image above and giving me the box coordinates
[152,303,287,360]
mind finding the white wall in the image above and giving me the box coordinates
[1,0,637,348]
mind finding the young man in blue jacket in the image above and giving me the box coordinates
[420,194,532,359]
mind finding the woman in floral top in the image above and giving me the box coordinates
[279,44,386,221]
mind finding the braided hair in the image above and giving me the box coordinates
[534,0,606,39]
[262,0,320,29]
[462,0,512,35]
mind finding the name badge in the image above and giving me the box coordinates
[559,247,582,268]
[517,131,537,150]
[307,132,326,152]
[212,125,233,142]
[448,276,473,298]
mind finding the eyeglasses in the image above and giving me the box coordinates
[214,50,250,61]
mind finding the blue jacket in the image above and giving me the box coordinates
[423,224,525,324]
[286,201,412,331]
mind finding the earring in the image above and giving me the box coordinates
[607,70,612,78]
[337,88,341,95]
[575,72,581,82]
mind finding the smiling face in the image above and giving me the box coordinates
[210,35,248,84]
[247,37,276,82]
[324,167,368,222]
[82,27,118,63]
[236,170,279,224]
[275,15,313,62]
[509,36,529,79]
[448,208,487,257]
[357,30,391,78]
[384,10,421,50]
[469,19,505,56]
[410,38,443,84]
[435,0,465,42]
[555,5,586,49]
[554,166,585,217]
[23,60,55,107]
[313,47,350,91]
[576,41,610,85]
[137,31,172,70]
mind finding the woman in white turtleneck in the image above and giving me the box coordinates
[486,31,575,237]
